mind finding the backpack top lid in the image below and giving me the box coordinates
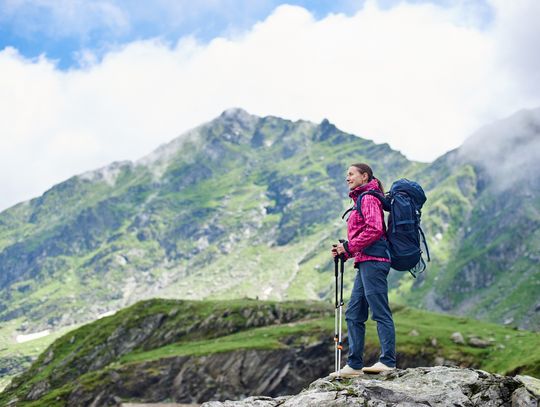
[389,179,427,209]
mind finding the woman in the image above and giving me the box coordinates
[330,163,396,377]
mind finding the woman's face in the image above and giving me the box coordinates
[346,166,369,190]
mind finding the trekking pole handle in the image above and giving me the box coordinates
[338,239,346,261]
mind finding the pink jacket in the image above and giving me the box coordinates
[343,179,390,264]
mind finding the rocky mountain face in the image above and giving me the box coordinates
[203,366,540,407]
[0,299,334,405]
[0,108,414,335]
[29,347,333,406]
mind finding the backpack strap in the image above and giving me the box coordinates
[341,191,386,220]
[341,206,354,220]
[355,191,387,217]
[419,226,430,262]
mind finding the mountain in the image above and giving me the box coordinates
[392,108,540,330]
[0,107,539,384]
[1,298,538,405]
[0,108,414,333]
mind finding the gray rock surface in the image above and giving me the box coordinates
[450,332,465,345]
[516,375,540,398]
[201,366,539,407]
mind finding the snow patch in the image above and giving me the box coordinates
[261,287,273,299]
[97,310,116,319]
[16,330,50,343]
[196,236,209,251]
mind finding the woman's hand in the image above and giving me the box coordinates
[331,243,346,258]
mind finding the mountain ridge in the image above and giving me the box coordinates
[0,107,539,386]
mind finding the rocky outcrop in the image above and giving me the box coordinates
[41,341,334,406]
[202,366,540,407]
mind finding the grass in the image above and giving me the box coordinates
[394,307,540,377]
[1,298,539,406]
[119,318,330,363]
[114,304,540,377]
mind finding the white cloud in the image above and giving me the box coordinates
[0,0,539,211]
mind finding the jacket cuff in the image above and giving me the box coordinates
[343,241,353,256]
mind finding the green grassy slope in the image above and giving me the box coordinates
[1,299,538,406]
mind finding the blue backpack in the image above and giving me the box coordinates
[354,179,430,277]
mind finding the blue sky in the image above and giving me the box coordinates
[0,0,494,69]
[0,0,538,211]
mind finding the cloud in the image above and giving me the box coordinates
[0,0,539,211]
[490,0,540,97]
[458,107,540,192]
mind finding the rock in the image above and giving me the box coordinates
[26,380,50,401]
[43,350,54,365]
[430,338,438,347]
[4,397,18,407]
[467,337,492,348]
[204,396,290,406]
[408,329,419,336]
[202,366,538,407]
[450,332,465,344]
[512,387,538,407]
[516,375,540,398]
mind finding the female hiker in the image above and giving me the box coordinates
[330,163,396,377]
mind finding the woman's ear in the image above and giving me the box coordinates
[361,172,369,184]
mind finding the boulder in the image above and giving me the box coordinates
[467,337,492,348]
[201,366,539,407]
[450,332,465,345]
[516,375,540,398]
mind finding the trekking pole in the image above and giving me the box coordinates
[333,247,339,375]
[337,239,346,377]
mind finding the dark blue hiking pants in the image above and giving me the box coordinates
[345,260,396,369]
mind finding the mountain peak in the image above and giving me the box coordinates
[218,107,258,125]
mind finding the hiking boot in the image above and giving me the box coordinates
[329,364,364,378]
[362,362,395,374]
